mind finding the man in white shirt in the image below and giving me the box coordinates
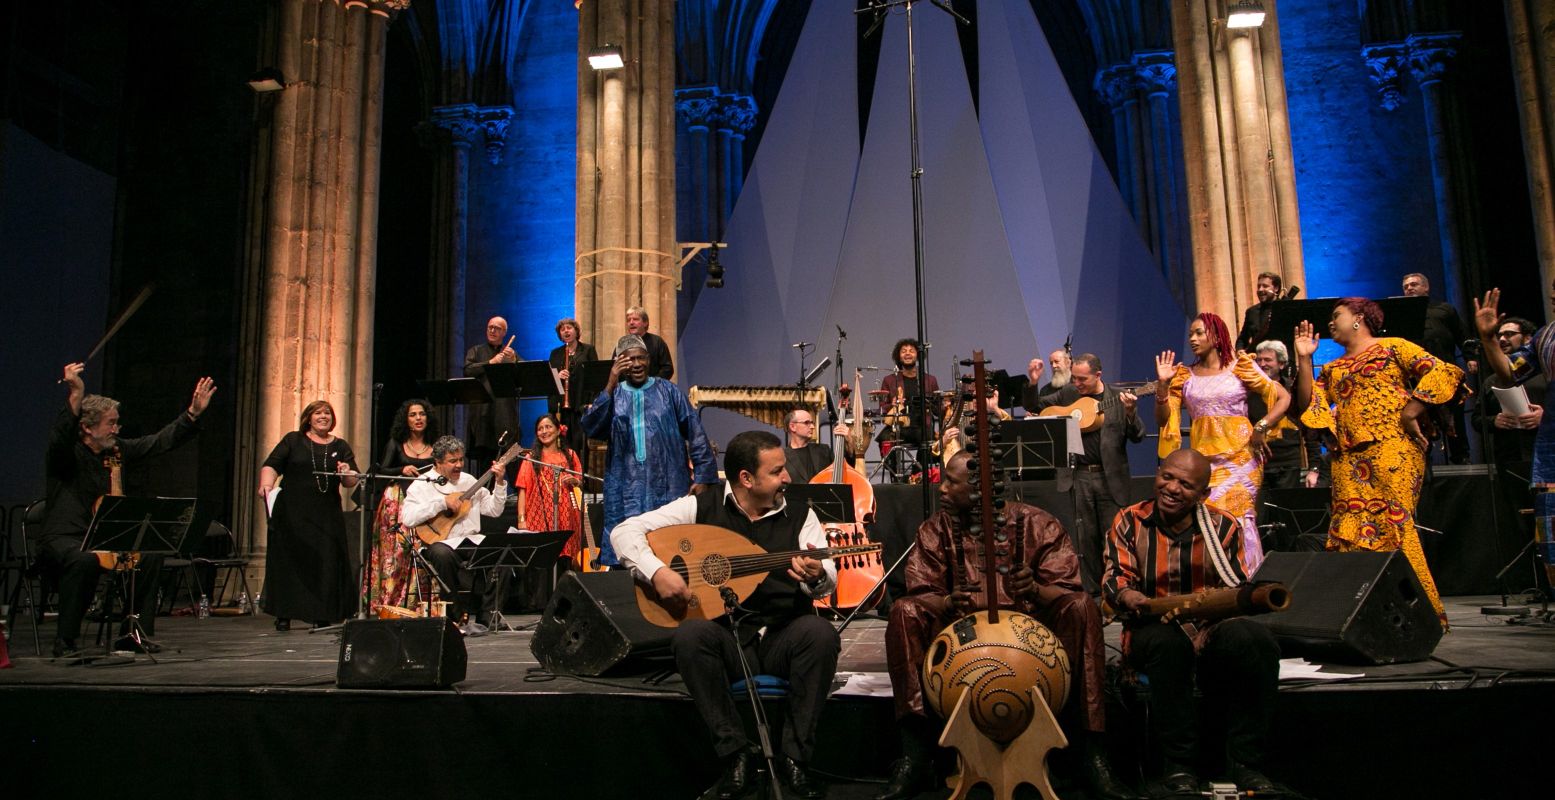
[610,430,838,800]
[400,435,508,633]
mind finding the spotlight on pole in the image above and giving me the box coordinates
[588,44,625,71]
[1226,0,1266,29]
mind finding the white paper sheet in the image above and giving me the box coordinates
[265,487,281,517]
[1492,384,1531,417]
[833,672,895,697]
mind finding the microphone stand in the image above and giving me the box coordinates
[720,587,783,800]
[856,0,970,516]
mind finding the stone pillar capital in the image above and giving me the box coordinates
[474,105,515,165]
[1094,63,1139,110]
[1406,32,1462,88]
[429,104,484,148]
[717,93,758,137]
[1361,42,1410,111]
[425,104,513,163]
[340,0,409,20]
[1132,50,1177,98]
[675,86,720,131]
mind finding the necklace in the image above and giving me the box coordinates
[309,434,331,493]
[405,439,431,457]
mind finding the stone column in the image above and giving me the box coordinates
[676,87,719,245]
[1505,0,1555,320]
[237,0,404,583]
[1135,50,1188,303]
[1096,64,1148,238]
[577,0,678,359]
[1361,42,1409,112]
[1170,0,1305,325]
[717,93,758,220]
[1407,32,1467,311]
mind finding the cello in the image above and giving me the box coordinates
[811,370,884,612]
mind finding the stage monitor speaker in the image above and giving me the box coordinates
[531,571,673,676]
[337,618,467,689]
[1251,550,1443,665]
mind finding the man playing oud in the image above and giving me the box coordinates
[611,431,838,800]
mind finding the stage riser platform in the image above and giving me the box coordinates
[5,682,1545,799]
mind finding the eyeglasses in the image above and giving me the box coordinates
[1496,331,1523,339]
[794,420,816,426]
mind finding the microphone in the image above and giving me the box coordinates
[1284,286,1302,300]
[1063,333,1072,353]
[792,342,813,349]
[837,325,847,339]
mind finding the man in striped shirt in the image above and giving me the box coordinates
[1103,450,1281,795]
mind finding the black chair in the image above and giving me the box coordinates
[4,500,50,655]
[163,521,253,614]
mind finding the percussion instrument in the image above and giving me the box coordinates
[687,385,829,433]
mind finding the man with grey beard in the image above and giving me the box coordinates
[1022,348,1071,411]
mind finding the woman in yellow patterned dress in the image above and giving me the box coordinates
[1154,312,1290,572]
[1293,298,1463,625]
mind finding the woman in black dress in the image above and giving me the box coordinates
[257,400,359,630]
[361,399,440,614]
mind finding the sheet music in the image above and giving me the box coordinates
[266,487,281,516]
[1492,384,1531,417]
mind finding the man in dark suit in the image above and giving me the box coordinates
[1032,353,1144,594]
[1402,273,1469,463]
[1235,272,1283,352]
[463,315,521,463]
[626,305,674,380]
[1021,347,1071,412]
[548,317,599,456]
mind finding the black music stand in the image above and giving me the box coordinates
[81,496,200,662]
[460,531,571,631]
[417,377,492,409]
[486,360,564,405]
[1265,296,1428,365]
[577,360,613,404]
[995,418,1069,481]
[785,483,857,526]
[1258,488,1331,552]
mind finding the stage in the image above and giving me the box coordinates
[4,595,1552,800]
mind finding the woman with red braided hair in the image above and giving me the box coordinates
[1293,298,1463,626]
[1154,312,1291,571]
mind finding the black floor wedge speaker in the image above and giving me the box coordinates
[1251,550,1443,665]
[336,617,467,689]
[531,571,673,676]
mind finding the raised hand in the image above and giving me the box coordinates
[189,376,217,417]
[1027,357,1045,383]
[1472,289,1503,339]
[62,362,86,390]
[1294,321,1319,358]
[1154,351,1178,383]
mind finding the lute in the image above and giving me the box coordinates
[633,523,881,628]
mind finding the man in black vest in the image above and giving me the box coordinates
[610,430,838,799]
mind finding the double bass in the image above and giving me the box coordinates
[811,370,884,612]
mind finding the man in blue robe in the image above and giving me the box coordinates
[582,334,718,565]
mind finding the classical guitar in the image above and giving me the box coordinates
[89,450,142,571]
[1037,380,1157,433]
[633,523,881,628]
[572,484,606,572]
[413,442,523,545]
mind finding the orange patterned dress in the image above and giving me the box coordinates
[1300,338,1462,624]
[515,449,585,558]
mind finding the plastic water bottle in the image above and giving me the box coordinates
[197,593,211,619]
[237,590,253,615]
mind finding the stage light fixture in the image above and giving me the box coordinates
[588,44,624,71]
[247,67,286,93]
[1226,0,1266,29]
[705,247,725,289]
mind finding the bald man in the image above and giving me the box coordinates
[463,315,521,462]
[1103,450,1283,795]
